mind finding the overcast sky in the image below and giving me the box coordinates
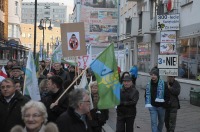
[22,0,74,14]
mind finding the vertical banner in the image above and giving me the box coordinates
[61,22,86,57]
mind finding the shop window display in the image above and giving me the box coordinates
[177,37,200,80]
[137,43,151,72]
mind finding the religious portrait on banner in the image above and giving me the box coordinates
[67,32,80,50]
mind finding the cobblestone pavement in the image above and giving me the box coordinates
[103,88,200,132]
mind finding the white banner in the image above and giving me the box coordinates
[158,55,178,69]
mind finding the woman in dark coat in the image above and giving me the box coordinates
[88,81,109,132]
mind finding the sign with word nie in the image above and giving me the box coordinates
[157,14,179,30]
[158,55,178,68]
[159,69,178,76]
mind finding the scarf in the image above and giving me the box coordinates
[145,79,165,108]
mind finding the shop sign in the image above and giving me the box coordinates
[159,69,178,76]
[158,55,178,68]
[157,14,179,30]
[160,43,176,54]
[160,31,176,42]
[0,59,8,65]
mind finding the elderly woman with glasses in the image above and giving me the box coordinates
[10,101,58,132]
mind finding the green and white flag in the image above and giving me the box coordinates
[52,44,62,63]
[23,50,41,101]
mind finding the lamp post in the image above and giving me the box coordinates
[38,19,52,60]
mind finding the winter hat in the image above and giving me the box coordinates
[123,76,132,81]
[150,68,159,77]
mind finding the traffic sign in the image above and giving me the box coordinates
[158,55,178,68]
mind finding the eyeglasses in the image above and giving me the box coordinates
[1,85,14,90]
[24,113,42,119]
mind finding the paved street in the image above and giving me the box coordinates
[103,88,200,132]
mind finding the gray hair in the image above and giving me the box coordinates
[21,101,48,124]
[89,81,97,88]
[68,88,89,109]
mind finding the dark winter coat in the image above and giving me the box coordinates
[89,108,109,132]
[117,86,139,117]
[56,107,93,132]
[168,80,181,109]
[53,68,71,82]
[41,88,68,122]
[0,91,29,132]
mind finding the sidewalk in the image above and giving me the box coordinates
[103,88,200,132]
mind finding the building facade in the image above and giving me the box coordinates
[119,0,200,100]
[20,23,61,58]
[0,0,8,41]
[0,0,28,61]
[21,2,67,27]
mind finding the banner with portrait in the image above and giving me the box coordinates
[60,22,86,57]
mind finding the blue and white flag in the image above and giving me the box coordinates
[23,51,41,101]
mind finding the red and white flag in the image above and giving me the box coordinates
[0,66,8,80]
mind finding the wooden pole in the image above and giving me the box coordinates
[55,67,88,103]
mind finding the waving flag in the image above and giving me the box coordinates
[52,44,62,63]
[0,66,7,82]
[23,51,41,101]
[78,71,94,110]
[90,44,121,109]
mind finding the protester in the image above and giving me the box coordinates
[41,75,68,123]
[42,59,51,77]
[4,60,13,77]
[165,76,181,132]
[10,101,59,132]
[120,71,130,84]
[0,78,29,132]
[14,79,23,93]
[116,75,139,132]
[39,79,49,98]
[129,65,138,85]
[11,66,24,86]
[52,62,71,82]
[145,68,170,132]
[56,88,93,132]
[89,81,109,132]
[69,65,76,81]
[12,59,18,66]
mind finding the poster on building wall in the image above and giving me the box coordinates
[160,43,176,54]
[160,31,176,42]
[60,22,86,57]
[81,0,117,8]
[80,1,118,46]
[157,14,179,30]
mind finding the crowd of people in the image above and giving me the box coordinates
[0,60,181,132]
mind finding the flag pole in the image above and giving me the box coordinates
[55,66,89,103]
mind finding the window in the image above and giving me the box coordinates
[126,19,131,35]
[44,11,50,15]
[27,33,31,38]
[137,43,151,72]
[15,1,19,15]
[177,37,200,80]
[22,33,26,38]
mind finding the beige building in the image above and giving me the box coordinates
[20,23,61,57]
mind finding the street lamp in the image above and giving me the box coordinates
[38,19,52,60]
